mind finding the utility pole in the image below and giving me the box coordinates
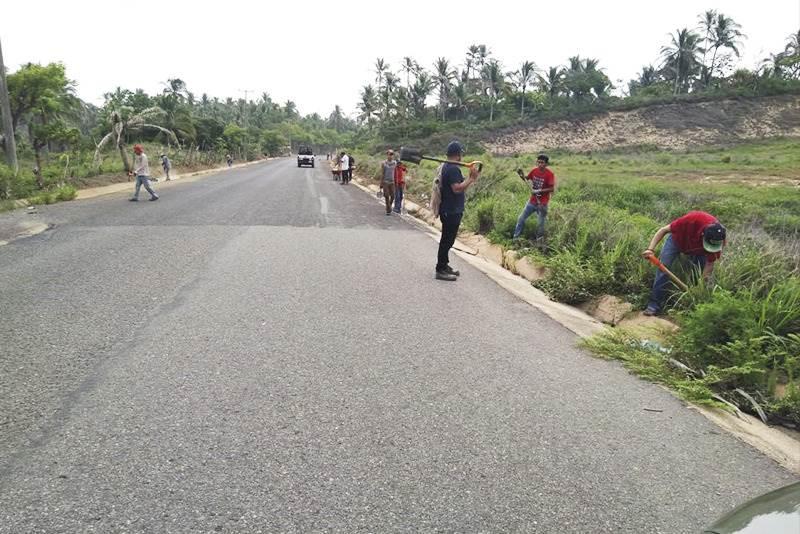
[238,89,255,127]
[0,36,18,175]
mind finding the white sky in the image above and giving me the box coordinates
[2,0,798,118]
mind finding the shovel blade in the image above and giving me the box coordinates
[399,146,423,165]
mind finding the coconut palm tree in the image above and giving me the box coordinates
[374,58,388,91]
[94,105,177,172]
[704,13,745,86]
[698,9,717,79]
[358,85,378,127]
[510,60,537,118]
[481,60,504,122]
[539,66,565,98]
[434,57,455,121]
[380,73,399,121]
[661,28,703,94]
[410,72,435,119]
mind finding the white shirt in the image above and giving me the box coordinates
[133,153,150,176]
[340,155,350,171]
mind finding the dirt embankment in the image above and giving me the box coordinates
[486,95,800,154]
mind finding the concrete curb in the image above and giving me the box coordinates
[350,173,800,475]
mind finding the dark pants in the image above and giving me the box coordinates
[382,183,395,213]
[394,185,404,212]
[343,168,351,183]
[437,212,463,271]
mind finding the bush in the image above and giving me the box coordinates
[55,184,77,201]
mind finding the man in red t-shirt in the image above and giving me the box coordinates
[642,211,727,315]
[393,161,407,213]
[513,154,556,241]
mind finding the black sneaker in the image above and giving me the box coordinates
[444,265,460,277]
[129,198,138,202]
[643,307,659,317]
[435,270,457,281]
[149,196,159,201]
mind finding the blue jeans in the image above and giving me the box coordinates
[394,186,404,212]
[513,201,548,238]
[134,175,158,199]
[646,235,706,312]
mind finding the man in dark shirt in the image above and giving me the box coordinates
[436,141,480,281]
[642,210,726,315]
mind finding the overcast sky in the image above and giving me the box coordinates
[2,0,798,118]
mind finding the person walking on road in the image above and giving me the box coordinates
[513,154,555,243]
[642,210,726,315]
[345,153,354,184]
[436,141,479,281]
[128,144,159,202]
[393,160,407,213]
[380,150,397,215]
[160,154,172,181]
[340,152,350,184]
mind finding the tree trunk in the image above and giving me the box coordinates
[673,57,681,95]
[489,99,494,122]
[707,47,719,87]
[118,141,131,177]
[0,37,18,176]
[520,87,526,119]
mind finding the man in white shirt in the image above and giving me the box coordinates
[339,151,350,183]
[128,144,159,201]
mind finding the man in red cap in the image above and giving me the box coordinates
[128,144,159,201]
[642,210,726,315]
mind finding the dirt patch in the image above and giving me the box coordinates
[486,95,800,154]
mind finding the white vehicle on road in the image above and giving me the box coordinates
[297,146,315,168]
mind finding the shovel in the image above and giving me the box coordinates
[399,147,483,172]
[645,254,689,292]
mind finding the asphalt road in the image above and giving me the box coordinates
[0,159,795,533]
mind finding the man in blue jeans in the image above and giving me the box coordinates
[513,154,556,242]
[642,211,726,315]
[436,141,480,281]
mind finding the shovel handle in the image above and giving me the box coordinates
[646,254,689,292]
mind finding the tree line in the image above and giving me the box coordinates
[356,12,800,131]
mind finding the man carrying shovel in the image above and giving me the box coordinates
[513,154,555,245]
[642,210,726,316]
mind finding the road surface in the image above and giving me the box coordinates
[0,159,795,533]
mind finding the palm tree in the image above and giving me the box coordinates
[380,73,399,121]
[94,105,177,172]
[465,45,481,79]
[374,58,388,91]
[481,60,504,122]
[401,57,418,89]
[510,60,536,118]
[410,72,435,119]
[434,58,455,121]
[704,13,745,86]
[698,9,717,79]
[661,28,703,94]
[539,66,565,98]
[451,82,470,119]
[328,105,345,131]
[358,85,378,127]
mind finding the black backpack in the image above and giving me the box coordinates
[348,155,355,168]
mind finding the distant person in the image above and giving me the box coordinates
[642,211,726,315]
[332,153,341,181]
[436,141,479,280]
[340,152,350,184]
[160,154,172,181]
[226,154,233,167]
[513,154,555,243]
[380,150,397,215]
[128,144,159,202]
[393,160,407,213]
[346,153,354,184]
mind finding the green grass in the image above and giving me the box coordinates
[356,138,800,424]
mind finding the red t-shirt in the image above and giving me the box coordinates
[526,167,556,205]
[669,211,722,262]
[394,163,406,187]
